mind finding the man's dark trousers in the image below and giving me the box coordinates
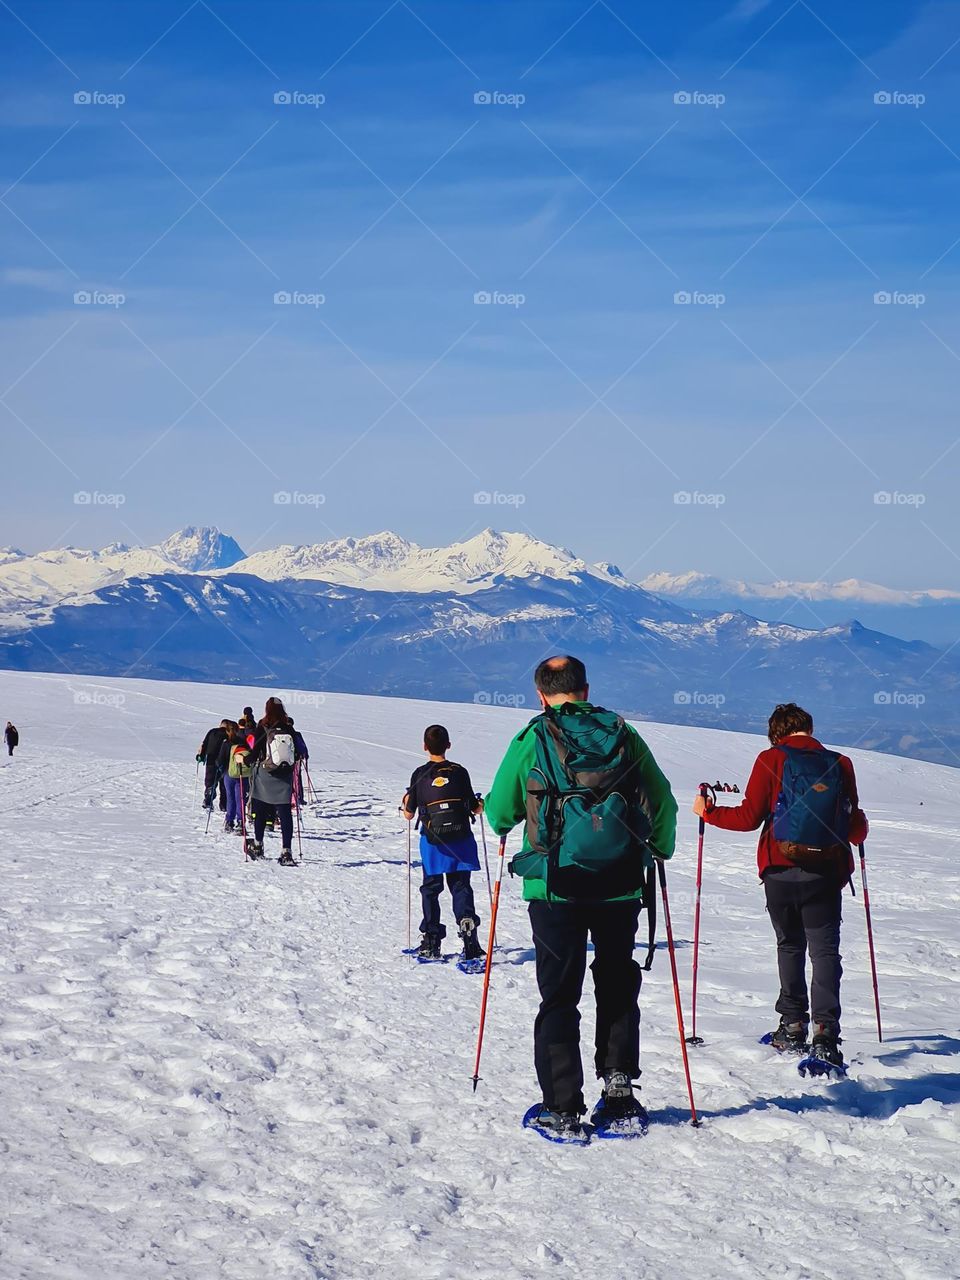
[528,899,643,1115]
[203,760,227,810]
[420,871,479,939]
[763,866,843,1034]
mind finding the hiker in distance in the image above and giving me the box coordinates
[197,720,229,812]
[693,702,868,1070]
[5,720,18,757]
[401,724,484,962]
[485,655,677,1141]
[246,697,301,866]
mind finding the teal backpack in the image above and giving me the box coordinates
[510,705,653,903]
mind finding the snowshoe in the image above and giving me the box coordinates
[223,820,236,833]
[278,849,299,867]
[415,933,443,962]
[590,1071,649,1139]
[456,918,485,972]
[799,1027,847,1079]
[761,1019,809,1055]
[245,839,265,861]
[522,1104,589,1146]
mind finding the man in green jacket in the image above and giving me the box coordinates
[485,655,677,1140]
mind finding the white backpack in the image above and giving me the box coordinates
[266,730,296,769]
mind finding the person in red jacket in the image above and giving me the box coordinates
[693,703,868,1068]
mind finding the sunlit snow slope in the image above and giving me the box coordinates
[0,671,956,1280]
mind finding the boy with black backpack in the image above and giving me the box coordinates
[693,702,868,1072]
[485,656,677,1141]
[401,725,484,963]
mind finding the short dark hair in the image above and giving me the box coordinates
[768,702,814,744]
[534,654,588,697]
[424,724,451,754]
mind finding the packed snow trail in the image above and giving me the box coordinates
[0,671,957,1280]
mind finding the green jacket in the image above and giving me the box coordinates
[484,701,677,902]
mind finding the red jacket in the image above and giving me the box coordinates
[703,735,868,878]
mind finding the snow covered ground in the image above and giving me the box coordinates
[1,670,957,1280]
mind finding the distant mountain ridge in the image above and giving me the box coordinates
[0,525,954,766]
[640,569,960,648]
[640,569,960,607]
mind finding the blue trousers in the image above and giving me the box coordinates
[420,871,479,939]
[224,775,243,825]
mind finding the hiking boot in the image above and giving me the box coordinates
[593,1071,648,1125]
[530,1106,585,1141]
[769,1019,809,1054]
[246,840,265,861]
[458,917,485,962]
[810,1025,844,1069]
[417,933,442,960]
[223,820,235,833]
[278,849,298,866]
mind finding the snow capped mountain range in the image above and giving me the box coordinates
[0,527,244,617]
[639,570,960,607]
[0,526,954,765]
[225,529,629,594]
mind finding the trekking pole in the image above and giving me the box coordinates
[239,776,248,861]
[686,783,714,1047]
[471,835,508,1092]
[478,801,493,911]
[858,842,883,1042]
[294,780,304,863]
[204,794,214,836]
[656,856,701,1127]
[404,814,412,949]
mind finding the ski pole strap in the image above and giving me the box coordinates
[643,857,657,970]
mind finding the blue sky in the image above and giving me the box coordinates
[2,0,959,588]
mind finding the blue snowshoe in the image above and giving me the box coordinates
[522,1104,590,1146]
[798,1027,847,1079]
[456,918,486,974]
[590,1071,649,1139]
[402,935,448,964]
[760,1019,809,1055]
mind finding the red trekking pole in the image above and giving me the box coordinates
[656,856,701,1127]
[858,843,883,1042]
[686,783,714,1047]
[471,836,508,1092]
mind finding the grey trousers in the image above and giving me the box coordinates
[763,867,843,1034]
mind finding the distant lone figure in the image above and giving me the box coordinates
[5,721,18,757]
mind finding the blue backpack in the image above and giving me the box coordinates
[772,746,850,853]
